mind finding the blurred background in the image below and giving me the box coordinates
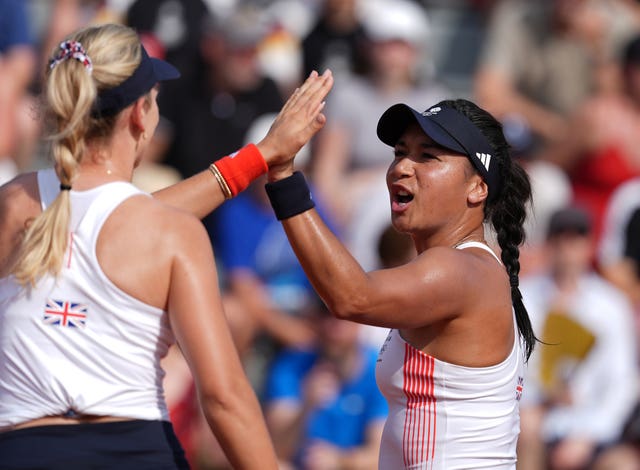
[3,0,640,468]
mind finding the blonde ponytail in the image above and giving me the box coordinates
[12,24,142,286]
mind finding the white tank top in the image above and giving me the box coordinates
[375,242,524,469]
[0,170,174,429]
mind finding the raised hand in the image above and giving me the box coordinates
[256,70,333,180]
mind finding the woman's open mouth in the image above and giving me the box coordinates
[391,189,414,212]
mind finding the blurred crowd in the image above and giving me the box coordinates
[2,0,640,468]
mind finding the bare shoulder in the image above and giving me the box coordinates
[114,194,210,247]
[0,173,40,274]
[98,195,214,308]
[412,244,508,297]
[0,172,40,220]
[413,244,495,271]
[405,245,512,363]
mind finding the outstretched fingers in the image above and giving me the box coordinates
[280,71,317,113]
[283,70,332,116]
[296,70,333,116]
[257,70,333,168]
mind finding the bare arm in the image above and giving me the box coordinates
[266,400,309,461]
[152,170,225,219]
[271,201,516,367]
[266,360,343,461]
[600,260,640,306]
[0,72,333,225]
[228,270,316,348]
[341,420,385,469]
[153,70,334,218]
[276,207,467,329]
[540,100,600,171]
[601,206,640,306]
[303,420,385,470]
[474,67,568,145]
[0,173,40,276]
[167,216,278,469]
[311,121,352,222]
[267,390,384,469]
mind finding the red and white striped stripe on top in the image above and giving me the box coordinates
[376,326,523,469]
[403,344,436,467]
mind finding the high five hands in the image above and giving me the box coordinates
[256,70,333,181]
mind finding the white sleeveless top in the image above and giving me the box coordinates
[0,169,173,429]
[375,242,524,469]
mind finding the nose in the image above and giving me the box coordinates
[387,154,413,180]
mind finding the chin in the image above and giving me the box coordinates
[390,217,411,234]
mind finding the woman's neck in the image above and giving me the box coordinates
[414,225,487,254]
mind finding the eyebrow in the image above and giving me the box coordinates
[424,143,449,152]
[395,139,448,152]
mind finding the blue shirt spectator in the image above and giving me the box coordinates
[0,0,33,51]
[263,310,387,469]
[264,344,387,468]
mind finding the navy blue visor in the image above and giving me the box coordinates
[377,103,501,200]
[95,45,180,117]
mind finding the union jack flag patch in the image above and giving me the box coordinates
[43,299,88,328]
[516,376,524,401]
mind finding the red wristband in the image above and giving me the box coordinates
[214,144,268,196]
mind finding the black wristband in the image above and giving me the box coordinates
[265,171,316,220]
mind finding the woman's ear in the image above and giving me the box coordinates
[468,176,489,205]
[129,96,148,133]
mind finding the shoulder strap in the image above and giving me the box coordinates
[455,241,503,265]
[37,168,60,210]
[75,182,148,243]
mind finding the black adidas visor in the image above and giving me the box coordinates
[377,103,501,201]
[95,45,180,117]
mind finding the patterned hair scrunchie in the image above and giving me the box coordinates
[49,40,93,74]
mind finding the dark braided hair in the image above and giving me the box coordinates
[438,99,538,360]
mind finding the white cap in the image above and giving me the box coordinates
[359,0,429,47]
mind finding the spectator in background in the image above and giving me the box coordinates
[518,158,573,276]
[263,298,387,470]
[592,436,640,470]
[150,6,285,252]
[21,0,127,173]
[301,0,369,80]
[125,0,211,167]
[518,206,638,470]
[0,0,37,183]
[475,0,639,153]
[212,112,338,387]
[126,0,210,96]
[38,0,124,60]
[160,6,284,180]
[375,222,415,271]
[311,0,447,267]
[213,175,326,361]
[542,33,640,246]
[160,344,200,467]
[598,176,640,312]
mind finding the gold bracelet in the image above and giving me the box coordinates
[209,163,233,199]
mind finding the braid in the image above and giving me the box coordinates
[11,24,141,286]
[440,99,539,360]
[492,163,537,360]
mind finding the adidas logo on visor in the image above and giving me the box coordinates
[476,152,492,171]
[422,107,441,116]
